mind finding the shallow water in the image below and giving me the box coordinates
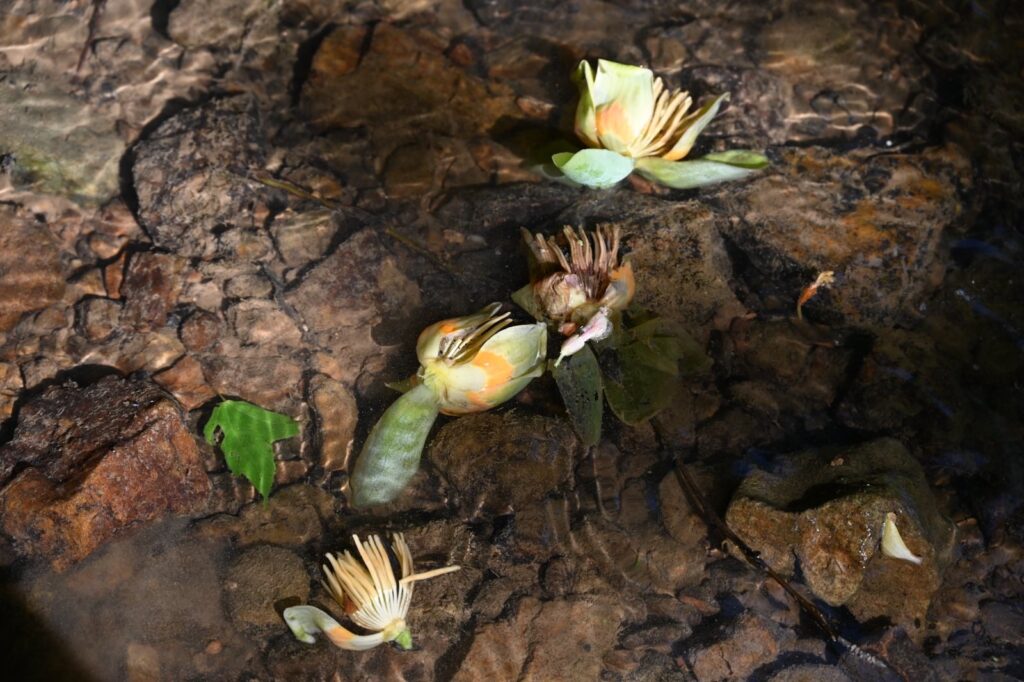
[1,0,1022,680]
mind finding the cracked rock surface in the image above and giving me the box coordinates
[0,0,1022,680]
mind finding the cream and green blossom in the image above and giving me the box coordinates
[552,59,768,189]
[350,305,546,507]
[284,533,460,651]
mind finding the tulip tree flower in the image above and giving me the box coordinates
[514,225,634,364]
[515,225,706,445]
[284,533,460,651]
[350,304,547,507]
[552,59,768,189]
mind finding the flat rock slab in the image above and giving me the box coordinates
[0,375,210,570]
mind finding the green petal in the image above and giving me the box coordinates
[702,149,770,169]
[663,93,729,161]
[552,149,635,189]
[635,157,758,189]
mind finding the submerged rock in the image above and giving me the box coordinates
[0,375,210,570]
[428,412,579,517]
[717,145,970,326]
[725,438,956,630]
[0,205,66,333]
[0,70,124,204]
[132,97,268,257]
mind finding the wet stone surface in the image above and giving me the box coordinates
[0,0,1022,679]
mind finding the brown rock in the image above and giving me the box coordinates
[0,205,66,333]
[717,145,970,326]
[302,24,518,140]
[153,355,216,410]
[121,252,187,330]
[196,483,333,547]
[308,374,358,477]
[227,299,303,347]
[284,228,421,384]
[687,614,782,682]
[0,375,210,570]
[559,194,745,337]
[428,412,579,516]
[179,309,225,353]
[725,439,956,631]
[75,296,122,341]
[454,595,628,681]
[269,208,340,269]
[132,97,267,258]
[200,345,304,411]
[225,545,310,628]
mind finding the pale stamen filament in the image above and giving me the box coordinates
[632,89,693,158]
[438,311,511,363]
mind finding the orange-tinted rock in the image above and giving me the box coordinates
[0,375,210,570]
[718,145,970,326]
[154,355,216,410]
[121,252,187,331]
[0,205,66,333]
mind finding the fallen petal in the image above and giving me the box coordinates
[881,512,924,565]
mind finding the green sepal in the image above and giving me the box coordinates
[350,383,441,508]
[552,344,603,447]
[512,283,544,322]
[702,149,770,169]
[634,155,764,189]
[394,629,413,650]
[385,374,419,394]
[552,148,635,189]
[203,400,300,501]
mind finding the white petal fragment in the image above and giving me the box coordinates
[881,512,923,565]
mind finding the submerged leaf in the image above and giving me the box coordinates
[634,156,760,189]
[552,148,635,188]
[601,315,710,425]
[552,344,603,447]
[203,400,300,501]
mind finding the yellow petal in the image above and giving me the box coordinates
[283,605,387,651]
[591,60,655,154]
[428,323,547,414]
[662,93,729,161]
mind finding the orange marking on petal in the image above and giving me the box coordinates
[440,322,459,334]
[471,350,515,389]
[326,626,353,643]
[595,103,632,145]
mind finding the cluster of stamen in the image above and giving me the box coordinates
[529,225,623,300]
[625,77,693,158]
[436,307,511,364]
[322,533,460,634]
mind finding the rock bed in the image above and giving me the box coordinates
[1,0,1022,680]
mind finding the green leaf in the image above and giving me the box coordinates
[552,344,603,446]
[601,315,711,425]
[203,400,300,501]
[634,156,759,189]
[702,149,770,169]
[552,149,635,189]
